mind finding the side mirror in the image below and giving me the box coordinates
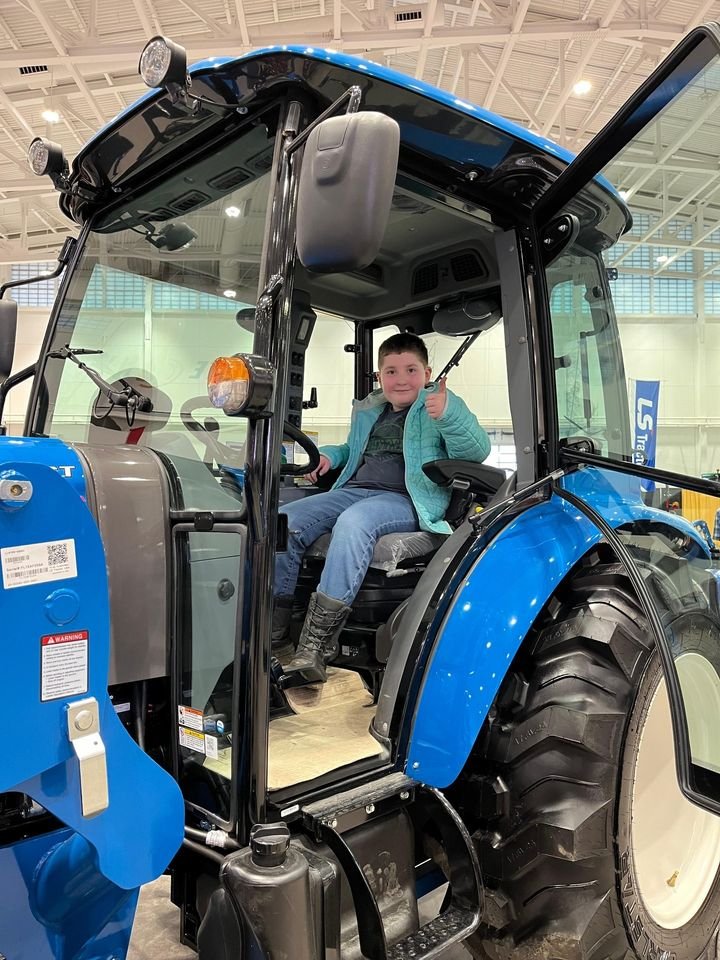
[296,111,400,273]
[0,298,17,381]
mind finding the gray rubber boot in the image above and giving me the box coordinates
[284,591,352,683]
[271,595,295,645]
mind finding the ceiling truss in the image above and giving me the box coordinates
[0,0,715,262]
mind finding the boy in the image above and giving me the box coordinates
[275,332,490,682]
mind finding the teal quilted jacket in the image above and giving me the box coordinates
[321,385,491,534]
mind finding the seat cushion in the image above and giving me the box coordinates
[306,530,446,573]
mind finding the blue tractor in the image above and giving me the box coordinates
[4,23,720,960]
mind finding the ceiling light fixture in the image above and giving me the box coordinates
[573,79,592,96]
[223,289,237,298]
[42,108,60,123]
[225,206,241,217]
[656,255,669,263]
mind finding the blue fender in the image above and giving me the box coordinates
[406,466,708,788]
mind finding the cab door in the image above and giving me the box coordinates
[532,24,720,816]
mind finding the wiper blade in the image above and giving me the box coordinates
[49,344,153,421]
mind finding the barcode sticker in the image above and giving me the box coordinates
[1,539,77,589]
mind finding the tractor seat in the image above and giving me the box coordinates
[304,460,508,575]
[306,529,446,574]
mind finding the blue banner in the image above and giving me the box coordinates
[632,379,660,493]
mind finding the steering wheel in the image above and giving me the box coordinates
[282,420,320,477]
[180,397,320,478]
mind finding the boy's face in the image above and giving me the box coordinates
[378,351,431,410]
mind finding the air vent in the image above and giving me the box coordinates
[144,207,175,221]
[412,262,439,295]
[171,190,210,213]
[396,9,422,21]
[19,64,48,75]
[250,150,273,173]
[451,251,483,282]
[208,167,250,191]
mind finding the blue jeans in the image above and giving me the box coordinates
[275,488,418,605]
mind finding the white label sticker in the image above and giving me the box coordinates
[1,539,77,590]
[205,735,219,760]
[179,727,205,754]
[41,630,89,701]
[178,705,204,731]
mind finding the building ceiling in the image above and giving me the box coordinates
[0,0,716,263]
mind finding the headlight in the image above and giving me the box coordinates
[139,36,187,89]
[208,356,251,415]
[207,354,274,418]
[28,137,66,177]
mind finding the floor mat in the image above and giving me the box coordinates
[268,666,384,790]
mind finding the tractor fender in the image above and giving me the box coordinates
[406,495,600,788]
[406,468,708,789]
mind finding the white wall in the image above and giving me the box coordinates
[620,316,720,477]
[7,305,714,480]
[5,307,49,434]
[302,314,512,448]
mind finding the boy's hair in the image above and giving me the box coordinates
[378,332,428,367]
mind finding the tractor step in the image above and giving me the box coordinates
[300,773,481,960]
[387,906,477,960]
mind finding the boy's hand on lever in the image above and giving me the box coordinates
[305,454,331,483]
[424,377,448,420]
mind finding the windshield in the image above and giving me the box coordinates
[32,116,277,472]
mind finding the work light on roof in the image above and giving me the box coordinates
[139,36,187,90]
[27,137,66,178]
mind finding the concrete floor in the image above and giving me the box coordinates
[128,876,472,959]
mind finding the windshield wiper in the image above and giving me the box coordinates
[49,344,153,422]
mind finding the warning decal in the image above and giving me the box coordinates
[178,705,204,731]
[179,727,205,754]
[2,538,77,590]
[41,630,89,701]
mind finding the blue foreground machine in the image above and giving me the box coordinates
[0,439,184,960]
[6,23,720,960]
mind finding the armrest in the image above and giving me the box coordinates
[422,459,506,497]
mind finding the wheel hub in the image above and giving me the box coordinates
[631,653,720,929]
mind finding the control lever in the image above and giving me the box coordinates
[67,697,109,818]
[302,386,318,410]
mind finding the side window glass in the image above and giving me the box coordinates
[301,311,355,448]
[424,328,515,473]
[549,268,610,454]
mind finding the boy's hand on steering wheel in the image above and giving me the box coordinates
[424,377,448,420]
[305,454,331,483]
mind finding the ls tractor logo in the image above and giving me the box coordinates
[633,380,660,493]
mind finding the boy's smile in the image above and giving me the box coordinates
[377,350,431,411]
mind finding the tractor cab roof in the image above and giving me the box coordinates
[61,45,628,241]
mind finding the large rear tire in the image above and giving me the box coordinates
[455,551,720,960]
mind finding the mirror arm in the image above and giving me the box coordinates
[285,84,362,156]
[435,332,481,382]
[0,237,75,300]
[0,361,37,435]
